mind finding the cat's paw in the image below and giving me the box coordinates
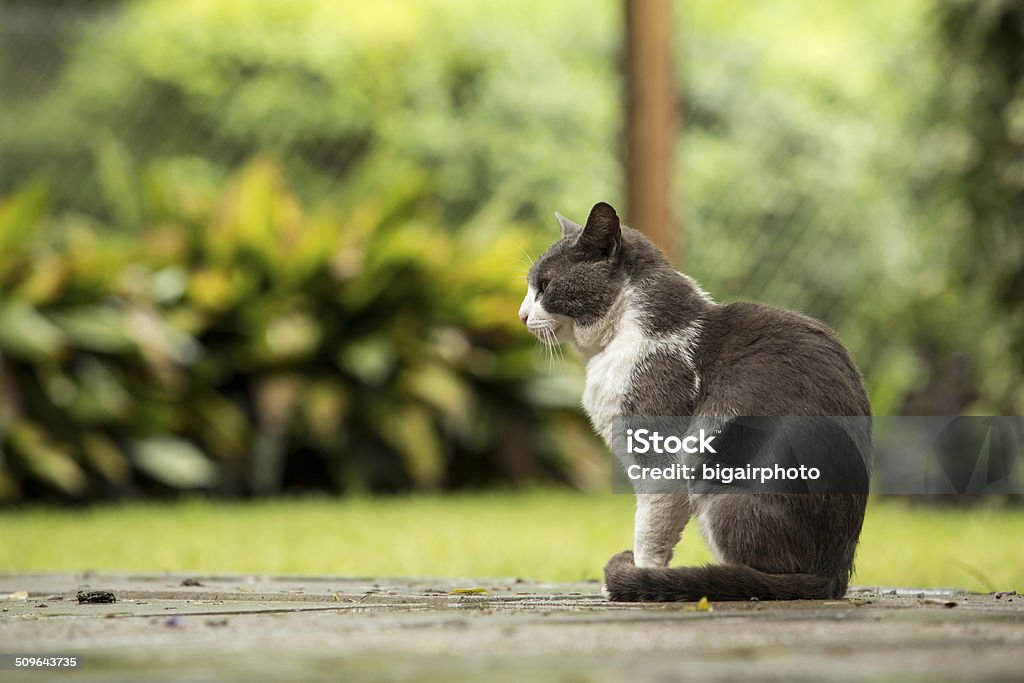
[603,550,640,602]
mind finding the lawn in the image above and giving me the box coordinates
[2,491,1021,593]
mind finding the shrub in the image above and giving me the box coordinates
[0,156,606,501]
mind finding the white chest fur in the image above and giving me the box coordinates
[580,308,703,446]
[581,310,648,446]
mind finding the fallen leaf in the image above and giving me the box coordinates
[697,596,712,612]
[450,587,489,595]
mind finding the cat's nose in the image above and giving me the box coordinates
[519,312,529,325]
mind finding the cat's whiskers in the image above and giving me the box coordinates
[528,323,551,369]
[531,328,546,361]
[532,323,553,371]
[546,328,559,371]
[529,319,565,370]
[513,246,536,278]
[549,326,566,367]
[516,245,536,267]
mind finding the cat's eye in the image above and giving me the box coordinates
[537,280,549,296]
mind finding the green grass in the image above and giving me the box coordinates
[1,491,1021,592]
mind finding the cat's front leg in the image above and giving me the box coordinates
[633,493,691,568]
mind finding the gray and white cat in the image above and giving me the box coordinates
[519,202,871,601]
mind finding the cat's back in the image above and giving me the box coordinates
[695,301,870,417]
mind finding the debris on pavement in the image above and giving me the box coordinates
[77,590,117,604]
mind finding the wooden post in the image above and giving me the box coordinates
[623,0,677,263]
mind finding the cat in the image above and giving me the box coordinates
[519,202,872,601]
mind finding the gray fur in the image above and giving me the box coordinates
[622,349,698,415]
[527,204,628,327]
[527,202,872,602]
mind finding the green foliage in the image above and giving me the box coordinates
[0,158,605,501]
[0,0,620,224]
[896,0,1024,415]
[676,0,1023,416]
[677,0,940,416]
[0,0,1021,505]
[0,0,965,420]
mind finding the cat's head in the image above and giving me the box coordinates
[519,202,630,349]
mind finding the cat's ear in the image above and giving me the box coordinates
[577,202,621,258]
[555,212,582,239]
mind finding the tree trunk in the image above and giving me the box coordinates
[623,0,677,262]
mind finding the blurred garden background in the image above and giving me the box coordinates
[0,0,1021,589]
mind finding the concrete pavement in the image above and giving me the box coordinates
[1,573,1022,682]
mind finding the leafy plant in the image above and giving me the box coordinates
[0,156,605,501]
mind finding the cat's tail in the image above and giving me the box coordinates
[603,551,846,602]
